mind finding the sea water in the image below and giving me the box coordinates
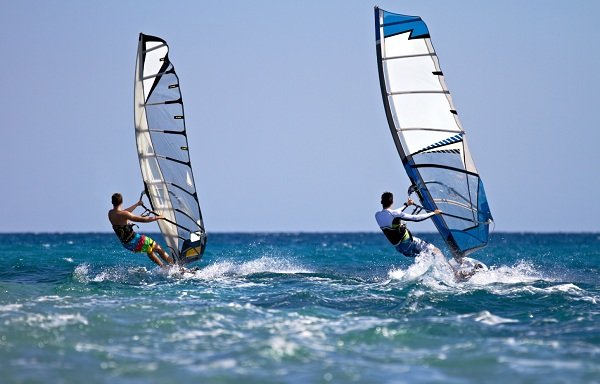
[0,232,598,383]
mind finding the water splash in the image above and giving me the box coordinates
[468,261,544,285]
[387,251,455,284]
[73,264,90,283]
[175,256,313,281]
[73,264,154,284]
[388,252,554,289]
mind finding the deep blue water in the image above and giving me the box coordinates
[1,232,599,383]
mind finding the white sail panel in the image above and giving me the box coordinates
[390,94,460,136]
[142,43,167,102]
[384,56,443,93]
[382,31,429,57]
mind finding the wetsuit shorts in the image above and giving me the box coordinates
[123,233,155,253]
[394,235,432,257]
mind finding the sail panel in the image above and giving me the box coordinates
[384,56,442,93]
[381,28,429,57]
[390,94,461,146]
[134,33,206,264]
[375,8,493,258]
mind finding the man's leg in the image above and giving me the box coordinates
[145,250,165,267]
[154,243,174,265]
[412,236,443,257]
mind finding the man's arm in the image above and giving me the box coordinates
[398,210,437,222]
[123,200,143,213]
[121,210,163,223]
[390,199,442,222]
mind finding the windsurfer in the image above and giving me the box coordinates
[375,192,443,257]
[108,193,174,267]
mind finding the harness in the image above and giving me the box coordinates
[112,224,136,244]
[380,217,412,246]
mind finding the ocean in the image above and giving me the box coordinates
[0,232,598,383]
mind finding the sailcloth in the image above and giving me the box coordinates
[374,8,493,258]
[134,33,206,264]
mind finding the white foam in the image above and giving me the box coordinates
[177,256,312,281]
[498,355,583,371]
[207,358,237,370]
[73,264,90,282]
[265,336,299,359]
[388,250,447,282]
[0,303,23,312]
[467,261,544,285]
[495,282,597,303]
[35,295,64,303]
[74,264,150,284]
[9,313,89,329]
[92,271,110,282]
[388,251,462,291]
[470,310,519,325]
[388,254,560,294]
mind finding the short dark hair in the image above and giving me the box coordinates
[381,192,393,208]
[111,193,123,206]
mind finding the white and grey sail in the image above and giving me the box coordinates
[134,33,206,264]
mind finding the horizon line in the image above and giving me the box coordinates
[1,231,598,235]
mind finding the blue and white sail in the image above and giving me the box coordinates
[374,8,493,258]
[134,33,206,265]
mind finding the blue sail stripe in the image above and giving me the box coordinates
[416,133,463,154]
[382,11,429,39]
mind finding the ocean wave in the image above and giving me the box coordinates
[493,283,599,303]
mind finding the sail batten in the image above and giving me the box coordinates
[389,90,450,95]
[141,72,169,81]
[375,7,493,259]
[134,33,206,265]
[398,128,464,133]
[383,53,436,60]
[143,43,167,53]
[143,100,182,106]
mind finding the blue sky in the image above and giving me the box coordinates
[1,1,598,233]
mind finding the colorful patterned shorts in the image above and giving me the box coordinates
[123,233,155,254]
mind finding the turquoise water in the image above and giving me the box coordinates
[1,232,598,383]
